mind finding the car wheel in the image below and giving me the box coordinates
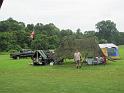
[33,62,38,66]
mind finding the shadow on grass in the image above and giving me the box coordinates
[28,59,119,71]
[51,60,113,70]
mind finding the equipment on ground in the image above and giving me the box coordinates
[32,50,63,65]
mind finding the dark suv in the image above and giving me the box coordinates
[10,49,34,59]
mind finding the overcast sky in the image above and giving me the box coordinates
[0,0,124,32]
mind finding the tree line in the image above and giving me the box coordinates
[0,18,124,52]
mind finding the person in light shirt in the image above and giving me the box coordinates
[74,49,81,69]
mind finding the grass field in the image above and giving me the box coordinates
[0,46,124,93]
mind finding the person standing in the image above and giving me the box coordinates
[74,49,81,69]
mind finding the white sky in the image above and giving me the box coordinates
[0,0,124,32]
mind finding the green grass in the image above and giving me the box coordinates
[0,46,124,93]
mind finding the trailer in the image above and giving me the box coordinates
[32,50,63,65]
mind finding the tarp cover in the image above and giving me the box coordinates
[56,37,102,59]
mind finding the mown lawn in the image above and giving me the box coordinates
[0,46,124,93]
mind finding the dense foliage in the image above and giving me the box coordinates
[0,18,124,51]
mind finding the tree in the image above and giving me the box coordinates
[48,35,60,49]
[0,32,10,51]
[43,23,60,36]
[116,32,124,45]
[60,29,73,39]
[84,31,95,37]
[75,28,83,39]
[0,18,25,32]
[25,24,34,32]
[31,34,49,50]
[34,23,44,33]
[95,20,119,43]
[0,18,31,51]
